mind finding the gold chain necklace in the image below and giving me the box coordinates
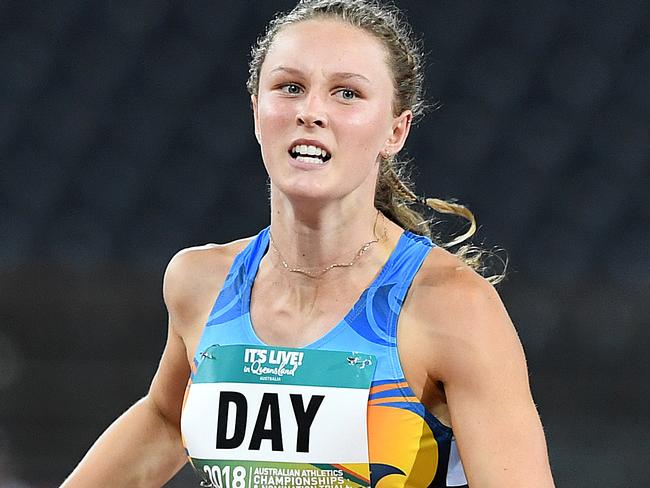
[268,212,385,279]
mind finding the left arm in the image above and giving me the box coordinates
[421,268,554,487]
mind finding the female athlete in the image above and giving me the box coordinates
[62,1,554,487]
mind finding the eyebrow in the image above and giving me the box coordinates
[269,66,372,84]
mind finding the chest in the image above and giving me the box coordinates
[248,277,369,347]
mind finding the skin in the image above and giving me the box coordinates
[62,18,554,488]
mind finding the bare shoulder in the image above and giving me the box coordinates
[163,236,254,332]
[410,245,504,318]
[406,246,521,378]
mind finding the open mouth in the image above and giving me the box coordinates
[289,144,332,164]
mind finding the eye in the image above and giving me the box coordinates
[335,88,359,101]
[280,83,302,95]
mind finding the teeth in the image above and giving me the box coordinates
[296,155,325,165]
[290,144,330,159]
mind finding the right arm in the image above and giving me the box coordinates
[61,244,239,487]
[61,322,190,487]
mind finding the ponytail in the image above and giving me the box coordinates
[375,157,505,284]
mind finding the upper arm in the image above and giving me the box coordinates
[419,264,554,487]
[144,250,198,427]
[146,323,190,428]
[148,243,241,425]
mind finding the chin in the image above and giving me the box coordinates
[270,178,342,204]
[279,185,334,203]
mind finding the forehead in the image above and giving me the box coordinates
[261,18,392,81]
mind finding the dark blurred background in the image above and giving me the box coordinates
[1,0,648,486]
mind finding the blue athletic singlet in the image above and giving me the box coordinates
[183,228,468,488]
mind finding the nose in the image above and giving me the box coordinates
[296,93,328,128]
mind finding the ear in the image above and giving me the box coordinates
[384,109,412,156]
[251,95,261,144]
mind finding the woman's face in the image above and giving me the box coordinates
[252,19,411,205]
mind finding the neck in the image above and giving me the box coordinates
[267,191,384,281]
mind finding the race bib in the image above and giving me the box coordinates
[181,344,377,488]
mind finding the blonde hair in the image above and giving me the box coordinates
[248,0,505,284]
